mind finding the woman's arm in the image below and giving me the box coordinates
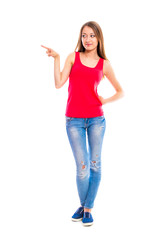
[99,60,125,105]
[41,45,74,89]
[54,55,61,88]
[55,52,75,89]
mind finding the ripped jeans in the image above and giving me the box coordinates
[65,115,106,209]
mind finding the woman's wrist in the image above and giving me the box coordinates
[104,91,124,104]
[54,54,60,59]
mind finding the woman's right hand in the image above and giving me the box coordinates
[41,45,59,58]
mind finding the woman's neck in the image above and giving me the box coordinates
[83,49,99,59]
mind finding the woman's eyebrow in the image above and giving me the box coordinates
[82,32,95,34]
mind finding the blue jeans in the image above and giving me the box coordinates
[65,115,106,209]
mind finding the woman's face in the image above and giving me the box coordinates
[81,26,98,51]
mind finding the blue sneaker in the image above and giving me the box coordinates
[82,212,94,226]
[71,207,84,222]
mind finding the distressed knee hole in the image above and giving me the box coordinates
[82,165,85,169]
[81,161,86,170]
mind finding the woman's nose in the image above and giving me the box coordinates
[86,36,91,41]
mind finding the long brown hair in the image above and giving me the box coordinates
[74,21,109,61]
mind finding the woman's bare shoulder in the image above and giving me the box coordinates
[103,59,112,75]
[68,52,76,66]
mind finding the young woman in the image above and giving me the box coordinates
[41,21,124,226]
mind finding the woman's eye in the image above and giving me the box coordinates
[82,34,95,38]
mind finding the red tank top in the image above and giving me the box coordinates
[65,51,104,118]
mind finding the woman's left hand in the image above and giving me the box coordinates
[98,95,106,105]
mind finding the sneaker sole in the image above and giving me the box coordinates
[82,221,94,226]
[71,217,83,222]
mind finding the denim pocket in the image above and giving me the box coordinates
[97,115,105,119]
[65,116,74,122]
[95,115,106,124]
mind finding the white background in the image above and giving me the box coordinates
[0,0,160,239]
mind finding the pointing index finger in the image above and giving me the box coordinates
[41,45,49,49]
